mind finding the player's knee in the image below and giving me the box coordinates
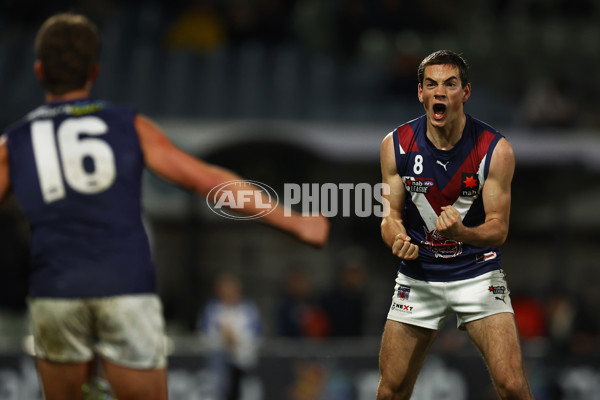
[495,374,530,399]
[376,376,414,400]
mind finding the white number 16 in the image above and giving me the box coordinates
[31,116,116,203]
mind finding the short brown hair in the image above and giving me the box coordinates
[34,13,100,95]
[417,50,469,87]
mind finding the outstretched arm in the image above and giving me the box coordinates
[436,138,514,247]
[135,115,329,248]
[380,133,419,260]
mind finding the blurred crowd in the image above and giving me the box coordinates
[2,0,600,127]
[193,260,600,356]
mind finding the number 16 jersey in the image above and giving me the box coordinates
[5,99,155,298]
[391,114,505,282]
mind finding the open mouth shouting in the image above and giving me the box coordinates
[432,103,446,120]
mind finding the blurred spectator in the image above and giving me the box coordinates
[165,0,226,53]
[512,293,547,340]
[547,292,599,355]
[286,361,352,400]
[546,294,576,353]
[276,268,330,338]
[198,272,262,400]
[321,250,367,337]
[520,76,577,129]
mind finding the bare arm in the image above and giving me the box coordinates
[135,115,329,248]
[380,133,419,260]
[436,138,514,247]
[0,136,11,204]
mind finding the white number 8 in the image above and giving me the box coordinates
[413,154,423,175]
[31,116,116,203]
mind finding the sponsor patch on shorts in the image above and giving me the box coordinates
[391,302,414,313]
[488,285,506,294]
[397,285,411,300]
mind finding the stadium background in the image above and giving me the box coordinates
[1,1,600,398]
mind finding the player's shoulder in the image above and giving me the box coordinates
[3,107,40,136]
[397,115,426,135]
[466,114,503,137]
[492,136,514,159]
[382,115,425,143]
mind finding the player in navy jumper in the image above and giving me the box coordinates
[0,13,329,400]
[377,50,533,399]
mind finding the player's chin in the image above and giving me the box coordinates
[429,114,446,126]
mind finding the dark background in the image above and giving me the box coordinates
[1,1,600,398]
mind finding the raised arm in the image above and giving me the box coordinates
[135,115,329,248]
[436,138,514,247]
[380,133,419,260]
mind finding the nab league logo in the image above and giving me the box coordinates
[405,177,435,194]
[206,180,279,220]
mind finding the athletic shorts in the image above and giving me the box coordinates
[28,294,167,369]
[387,269,514,330]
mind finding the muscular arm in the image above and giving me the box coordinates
[436,138,514,247]
[0,136,11,204]
[135,115,329,247]
[380,133,419,260]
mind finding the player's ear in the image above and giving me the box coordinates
[462,82,471,103]
[89,63,100,83]
[418,83,423,103]
[33,60,44,82]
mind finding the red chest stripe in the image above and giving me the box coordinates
[396,124,419,153]
[424,130,497,214]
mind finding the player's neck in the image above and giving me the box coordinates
[426,113,466,150]
[45,88,91,103]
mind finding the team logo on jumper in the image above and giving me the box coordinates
[391,302,413,313]
[405,177,435,194]
[460,173,479,197]
[488,285,506,295]
[397,285,411,300]
[421,228,463,258]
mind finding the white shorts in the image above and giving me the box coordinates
[28,294,167,369]
[387,269,514,330]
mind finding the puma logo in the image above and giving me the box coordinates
[436,160,449,171]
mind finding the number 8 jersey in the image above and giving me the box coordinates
[5,99,155,298]
[392,114,505,282]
